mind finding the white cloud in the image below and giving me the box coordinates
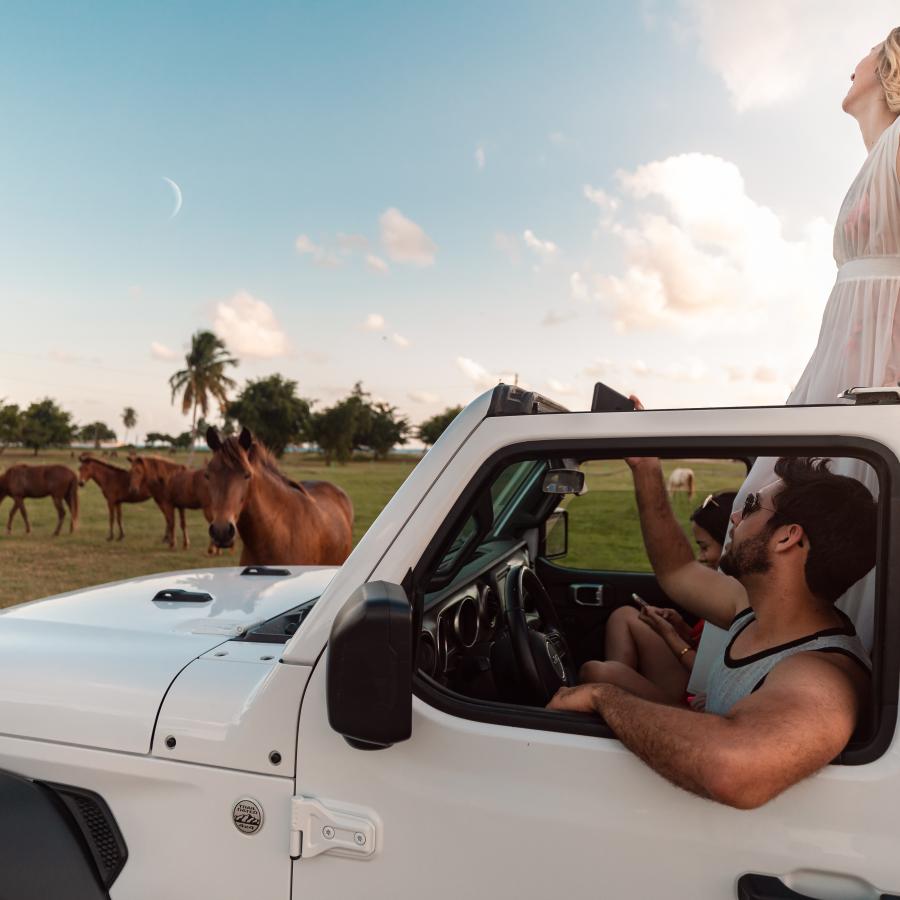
[542,309,577,327]
[408,390,439,404]
[494,231,521,263]
[295,234,340,267]
[213,291,290,359]
[366,253,389,274]
[150,341,177,361]
[391,333,410,348]
[676,1,897,112]
[583,185,619,211]
[547,378,577,396]
[363,313,385,331]
[570,271,588,301]
[523,229,559,262]
[475,145,486,170]
[549,131,568,146]
[337,233,369,253]
[379,208,437,266]
[457,357,501,390]
[593,153,833,338]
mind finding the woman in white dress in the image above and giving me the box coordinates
[687,29,900,690]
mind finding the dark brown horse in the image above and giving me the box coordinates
[205,427,353,565]
[78,455,151,541]
[128,455,214,550]
[0,464,79,535]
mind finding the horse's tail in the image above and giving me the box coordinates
[67,476,80,529]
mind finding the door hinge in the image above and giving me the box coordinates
[290,796,377,860]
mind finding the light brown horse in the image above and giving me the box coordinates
[0,464,79,535]
[128,455,214,550]
[78,455,151,541]
[205,427,354,565]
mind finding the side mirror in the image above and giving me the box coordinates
[543,509,568,560]
[327,581,412,750]
[542,468,585,495]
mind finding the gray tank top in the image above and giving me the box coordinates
[705,608,870,716]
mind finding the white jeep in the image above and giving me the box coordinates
[0,383,898,900]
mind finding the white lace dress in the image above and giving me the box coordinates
[689,116,900,691]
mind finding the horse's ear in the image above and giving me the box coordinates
[206,426,222,452]
[239,427,253,452]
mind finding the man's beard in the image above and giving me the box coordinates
[719,531,772,579]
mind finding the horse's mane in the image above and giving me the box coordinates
[135,454,185,474]
[218,436,307,495]
[80,455,127,473]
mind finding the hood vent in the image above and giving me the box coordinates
[152,589,213,604]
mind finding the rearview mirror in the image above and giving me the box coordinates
[542,468,585,495]
[327,581,412,750]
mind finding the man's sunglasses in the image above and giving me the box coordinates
[741,492,776,519]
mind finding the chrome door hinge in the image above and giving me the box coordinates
[290,796,377,860]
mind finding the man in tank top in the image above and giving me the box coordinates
[548,457,876,808]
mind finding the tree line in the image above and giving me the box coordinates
[1,331,464,460]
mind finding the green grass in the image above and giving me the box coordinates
[0,449,419,608]
[559,459,747,571]
[0,450,746,608]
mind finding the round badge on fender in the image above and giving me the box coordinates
[232,798,264,835]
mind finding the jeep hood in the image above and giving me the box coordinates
[0,567,335,754]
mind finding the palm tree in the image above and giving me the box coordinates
[168,331,238,454]
[121,407,137,445]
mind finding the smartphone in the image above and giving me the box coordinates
[591,383,636,413]
[631,593,649,610]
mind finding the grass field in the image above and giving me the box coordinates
[0,450,747,608]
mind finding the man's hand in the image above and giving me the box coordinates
[546,683,606,714]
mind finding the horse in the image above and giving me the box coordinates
[78,455,151,541]
[205,426,354,566]
[0,464,79,535]
[666,467,696,500]
[128,455,215,550]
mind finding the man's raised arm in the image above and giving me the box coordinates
[628,457,744,629]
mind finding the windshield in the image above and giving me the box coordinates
[433,459,546,582]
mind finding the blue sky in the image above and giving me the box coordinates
[1,1,897,438]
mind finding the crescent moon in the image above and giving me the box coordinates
[162,176,183,218]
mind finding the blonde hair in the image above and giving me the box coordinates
[876,27,900,113]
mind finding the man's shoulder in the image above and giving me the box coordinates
[765,648,869,705]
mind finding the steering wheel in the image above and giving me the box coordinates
[504,565,577,705]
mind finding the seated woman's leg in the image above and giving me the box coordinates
[603,605,689,705]
[578,660,678,705]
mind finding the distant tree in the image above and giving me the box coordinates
[417,406,463,446]
[121,407,137,444]
[227,374,312,457]
[172,431,194,450]
[308,399,361,466]
[168,330,238,451]
[0,402,21,453]
[363,401,410,459]
[19,398,76,455]
[145,431,174,447]
[79,421,117,448]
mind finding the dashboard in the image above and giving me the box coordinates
[418,539,530,684]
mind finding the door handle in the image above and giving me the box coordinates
[738,874,900,900]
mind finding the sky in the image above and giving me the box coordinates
[1,0,898,441]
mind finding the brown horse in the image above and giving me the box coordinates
[205,427,353,565]
[0,464,79,535]
[78,455,151,541]
[128,455,214,550]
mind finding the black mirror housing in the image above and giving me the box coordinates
[327,581,413,750]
